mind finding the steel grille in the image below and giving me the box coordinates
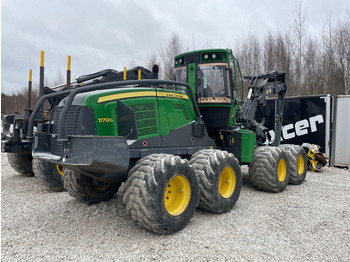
[50,105,82,155]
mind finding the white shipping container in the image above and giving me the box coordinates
[331,95,350,168]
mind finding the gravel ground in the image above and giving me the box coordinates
[1,152,350,261]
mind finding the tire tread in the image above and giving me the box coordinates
[7,153,33,177]
[32,158,65,192]
[279,144,307,185]
[123,154,199,234]
[189,149,242,213]
[249,146,289,193]
[63,169,120,205]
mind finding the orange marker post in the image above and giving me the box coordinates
[39,51,44,97]
[66,55,71,90]
[27,69,32,109]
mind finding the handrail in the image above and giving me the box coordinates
[27,79,202,140]
[27,90,72,138]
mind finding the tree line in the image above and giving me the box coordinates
[149,3,349,98]
[2,3,349,115]
[232,3,350,98]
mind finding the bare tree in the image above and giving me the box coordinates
[159,32,184,80]
[320,17,333,94]
[50,69,65,86]
[276,32,294,95]
[292,1,309,96]
[320,16,343,95]
[1,69,67,114]
[235,33,262,76]
[1,85,39,114]
[263,31,275,71]
[304,37,319,95]
[145,52,159,72]
[128,57,136,69]
[251,35,262,74]
[332,16,350,95]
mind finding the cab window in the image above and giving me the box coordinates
[174,66,187,83]
[197,63,229,98]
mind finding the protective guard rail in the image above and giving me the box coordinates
[28,79,201,141]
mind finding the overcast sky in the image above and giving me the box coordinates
[1,0,349,94]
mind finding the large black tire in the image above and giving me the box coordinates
[249,146,290,193]
[123,154,199,234]
[62,169,121,205]
[189,149,242,213]
[7,153,34,177]
[279,144,307,185]
[32,158,65,192]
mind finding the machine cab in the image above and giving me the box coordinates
[174,49,239,131]
[196,62,231,104]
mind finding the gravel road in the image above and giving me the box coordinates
[1,152,350,261]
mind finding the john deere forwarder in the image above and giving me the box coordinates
[13,49,308,234]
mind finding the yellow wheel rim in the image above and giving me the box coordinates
[297,155,305,175]
[218,166,236,198]
[88,179,111,192]
[164,175,191,216]
[277,158,287,182]
[56,165,64,176]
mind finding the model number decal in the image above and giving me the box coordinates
[98,118,113,123]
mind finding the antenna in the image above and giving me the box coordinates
[192,33,195,51]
